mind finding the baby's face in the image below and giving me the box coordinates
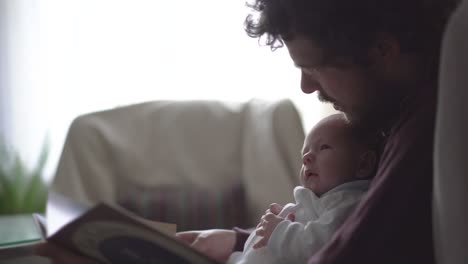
[300,115,363,196]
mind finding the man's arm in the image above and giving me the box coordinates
[232,227,252,251]
[176,229,237,263]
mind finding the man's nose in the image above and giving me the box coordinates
[301,71,320,94]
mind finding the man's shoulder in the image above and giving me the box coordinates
[380,85,437,163]
[388,85,437,143]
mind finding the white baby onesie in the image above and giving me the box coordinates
[227,180,370,264]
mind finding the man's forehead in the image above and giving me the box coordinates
[285,37,325,67]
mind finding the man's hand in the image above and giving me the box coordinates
[35,242,97,264]
[176,229,236,263]
[253,203,294,249]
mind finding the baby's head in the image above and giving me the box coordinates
[301,113,380,196]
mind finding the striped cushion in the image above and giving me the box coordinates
[118,184,248,231]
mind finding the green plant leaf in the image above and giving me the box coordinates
[23,169,48,214]
[0,165,14,213]
[33,138,49,178]
[12,155,28,213]
[22,139,49,213]
[0,144,18,214]
[0,138,50,215]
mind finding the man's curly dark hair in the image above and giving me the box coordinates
[245,0,459,65]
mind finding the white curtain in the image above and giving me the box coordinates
[0,0,11,144]
[1,0,331,180]
[1,0,46,169]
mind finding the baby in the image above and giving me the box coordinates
[228,113,380,264]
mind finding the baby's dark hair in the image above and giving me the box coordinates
[350,125,385,155]
[341,114,385,179]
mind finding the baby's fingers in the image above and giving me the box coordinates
[253,237,268,249]
[255,225,266,236]
[268,203,283,215]
[287,212,295,222]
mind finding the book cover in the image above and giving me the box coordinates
[47,203,221,264]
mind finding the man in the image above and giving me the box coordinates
[36,0,460,263]
[177,1,460,263]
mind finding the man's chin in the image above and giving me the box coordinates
[342,111,361,125]
[344,109,390,132]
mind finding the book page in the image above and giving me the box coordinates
[140,219,177,236]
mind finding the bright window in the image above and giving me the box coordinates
[1,0,332,179]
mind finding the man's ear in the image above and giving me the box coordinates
[368,33,401,69]
[355,150,377,179]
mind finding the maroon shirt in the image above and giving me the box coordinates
[311,84,437,263]
[235,84,438,264]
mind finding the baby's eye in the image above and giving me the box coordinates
[320,144,331,151]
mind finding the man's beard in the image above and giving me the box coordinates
[325,80,404,135]
[346,101,399,134]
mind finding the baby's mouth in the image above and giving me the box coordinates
[305,171,318,179]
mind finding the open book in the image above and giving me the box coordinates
[1,194,221,264]
[48,203,220,264]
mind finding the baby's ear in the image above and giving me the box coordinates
[355,150,377,179]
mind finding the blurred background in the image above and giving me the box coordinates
[0,0,331,181]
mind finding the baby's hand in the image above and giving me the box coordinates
[253,210,295,249]
[267,203,283,216]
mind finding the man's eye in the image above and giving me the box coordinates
[320,144,331,150]
[302,67,319,75]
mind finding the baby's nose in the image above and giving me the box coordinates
[303,152,314,165]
